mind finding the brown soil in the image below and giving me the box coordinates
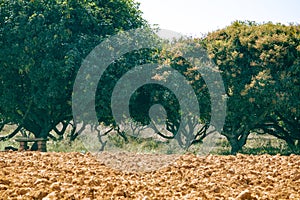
[0,151,299,199]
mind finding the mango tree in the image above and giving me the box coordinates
[0,0,146,141]
[205,21,300,153]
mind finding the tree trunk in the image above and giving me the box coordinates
[226,132,249,155]
[30,128,49,151]
[227,137,241,155]
[30,142,38,151]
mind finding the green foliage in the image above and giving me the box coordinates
[47,139,88,153]
[1,6,299,157]
[211,134,292,155]
[205,21,300,154]
[126,39,216,149]
[0,0,146,139]
[94,47,160,126]
[107,133,126,149]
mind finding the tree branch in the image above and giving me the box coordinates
[0,124,23,141]
[151,119,175,139]
[48,133,58,141]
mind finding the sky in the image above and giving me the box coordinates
[137,0,300,37]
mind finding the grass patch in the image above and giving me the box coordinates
[210,138,232,155]
[0,137,88,153]
[240,133,293,155]
[105,133,184,155]
[0,125,87,152]
[211,133,293,155]
[0,125,295,155]
[47,139,88,153]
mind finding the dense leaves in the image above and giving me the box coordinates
[0,0,145,139]
[0,0,299,156]
[205,21,300,153]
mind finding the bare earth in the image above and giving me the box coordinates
[0,152,299,199]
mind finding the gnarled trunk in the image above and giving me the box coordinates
[226,131,250,155]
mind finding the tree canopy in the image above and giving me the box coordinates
[1,0,299,156]
[205,21,300,153]
[0,0,146,139]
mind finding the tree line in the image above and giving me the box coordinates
[0,0,299,154]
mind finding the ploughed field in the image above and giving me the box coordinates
[0,152,299,199]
